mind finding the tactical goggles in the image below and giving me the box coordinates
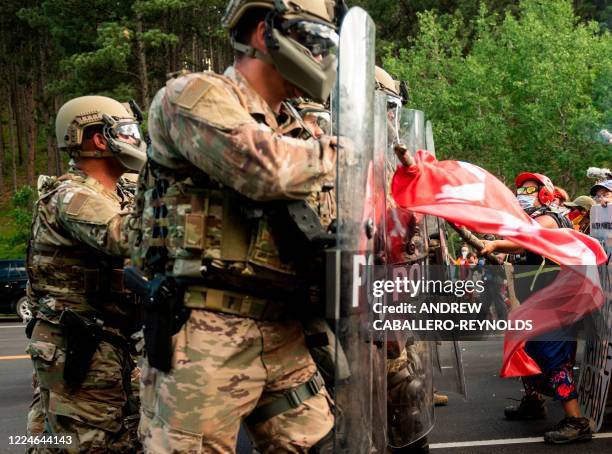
[516,186,538,195]
[113,122,143,146]
[283,20,339,58]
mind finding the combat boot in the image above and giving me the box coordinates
[544,417,592,444]
[504,395,547,420]
[434,392,448,406]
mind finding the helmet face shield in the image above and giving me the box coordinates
[268,27,337,102]
[114,122,143,147]
[283,20,339,58]
[102,117,147,171]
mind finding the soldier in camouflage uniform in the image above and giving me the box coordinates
[134,1,340,452]
[26,95,146,453]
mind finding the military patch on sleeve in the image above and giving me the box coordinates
[176,77,212,111]
[64,192,89,217]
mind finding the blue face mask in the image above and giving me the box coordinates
[517,194,536,210]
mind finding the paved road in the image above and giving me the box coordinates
[0,322,610,453]
[430,340,612,453]
[0,322,31,454]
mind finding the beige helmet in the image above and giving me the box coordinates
[375,66,400,98]
[295,98,330,138]
[376,66,404,144]
[55,96,146,171]
[222,0,340,102]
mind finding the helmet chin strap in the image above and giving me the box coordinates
[231,10,278,66]
[231,39,274,65]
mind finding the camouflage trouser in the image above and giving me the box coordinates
[27,372,46,435]
[138,310,334,453]
[27,320,140,453]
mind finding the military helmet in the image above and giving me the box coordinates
[222,0,339,102]
[376,66,405,144]
[55,96,146,171]
[223,0,336,28]
[295,98,330,137]
[375,66,400,98]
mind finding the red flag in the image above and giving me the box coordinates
[391,150,607,376]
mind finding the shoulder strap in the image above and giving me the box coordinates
[533,207,572,229]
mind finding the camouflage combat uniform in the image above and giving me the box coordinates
[136,66,336,453]
[26,167,140,453]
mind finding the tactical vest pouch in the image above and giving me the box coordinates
[221,192,251,261]
[161,181,298,278]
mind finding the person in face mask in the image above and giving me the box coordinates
[590,179,612,207]
[511,173,572,229]
[552,187,570,215]
[563,195,595,234]
[455,244,469,265]
[480,172,590,444]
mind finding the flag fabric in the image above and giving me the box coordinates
[391,150,607,377]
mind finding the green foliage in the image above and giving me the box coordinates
[0,186,36,258]
[383,0,611,193]
[11,186,35,246]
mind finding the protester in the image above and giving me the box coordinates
[480,172,591,444]
[590,179,612,207]
[552,186,570,215]
[564,195,595,234]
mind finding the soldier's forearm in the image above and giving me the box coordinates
[222,126,336,201]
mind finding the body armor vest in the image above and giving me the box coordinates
[28,174,131,323]
[134,160,334,298]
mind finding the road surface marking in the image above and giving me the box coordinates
[0,355,29,360]
[430,432,612,449]
[0,325,24,329]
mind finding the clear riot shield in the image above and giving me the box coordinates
[329,7,381,453]
[397,109,467,399]
[578,205,612,431]
[372,90,388,449]
[383,107,435,448]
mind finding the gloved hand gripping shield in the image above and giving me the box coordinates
[328,7,384,453]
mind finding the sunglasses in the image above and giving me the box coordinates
[516,186,538,195]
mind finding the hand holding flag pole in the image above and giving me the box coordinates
[394,143,501,265]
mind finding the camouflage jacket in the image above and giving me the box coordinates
[138,66,336,294]
[28,167,135,325]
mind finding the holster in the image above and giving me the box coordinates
[142,275,190,373]
[59,309,103,388]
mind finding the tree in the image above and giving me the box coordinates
[383,0,611,193]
